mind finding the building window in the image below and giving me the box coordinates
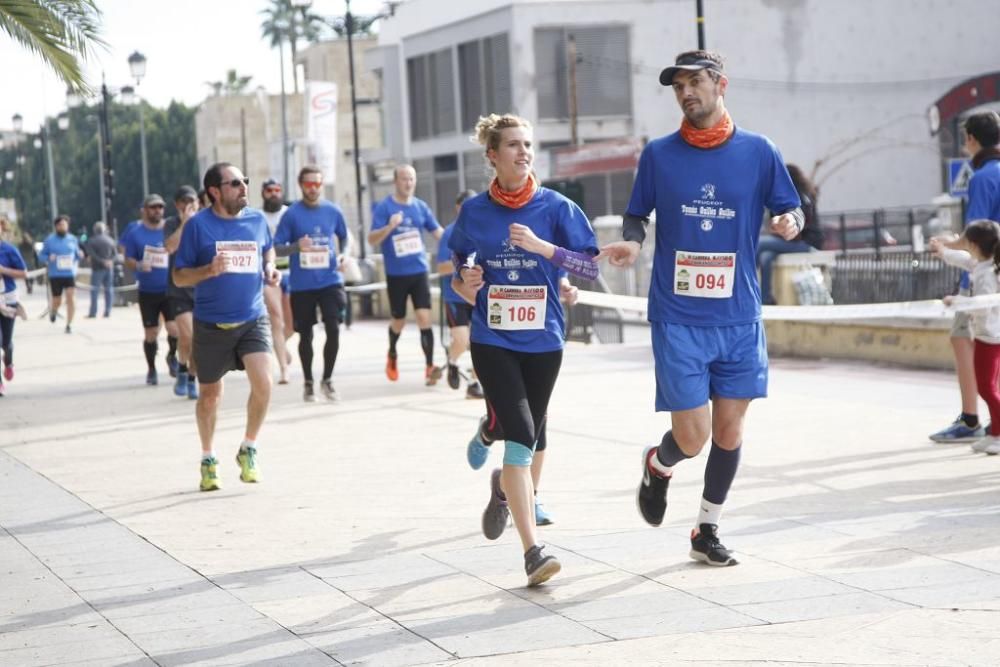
[407,48,457,140]
[463,150,491,193]
[535,26,632,120]
[458,33,512,131]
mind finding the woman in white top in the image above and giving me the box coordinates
[932,219,1000,454]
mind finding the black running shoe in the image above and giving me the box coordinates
[636,446,670,526]
[146,369,158,386]
[690,523,739,566]
[303,381,317,403]
[466,381,484,399]
[524,544,561,587]
[166,352,178,378]
[447,363,460,390]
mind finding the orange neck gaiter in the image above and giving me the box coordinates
[680,110,734,149]
[490,173,538,209]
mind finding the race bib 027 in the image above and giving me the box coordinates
[216,241,259,274]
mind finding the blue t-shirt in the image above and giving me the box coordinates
[449,187,598,353]
[273,200,348,292]
[962,158,1000,289]
[119,220,139,247]
[0,241,27,296]
[174,207,273,324]
[437,223,464,305]
[40,233,81,278]
[626,128,800,326]
[123,223,168,294]
[371,196,440,276]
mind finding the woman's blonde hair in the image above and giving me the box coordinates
[472,113,532,166]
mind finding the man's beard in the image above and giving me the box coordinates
[223,197,245,216]
[56,230,67,237]
[263,198,283,213]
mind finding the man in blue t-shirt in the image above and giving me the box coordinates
[124,194,180,386]
[601,50,803,567]
[436,190,484,399]
[928,111,1000,445]
[274,165,349,402]
[0,219,27,396]
[368,164,444,385]
[40,215,83,334]
[174,162,280,492]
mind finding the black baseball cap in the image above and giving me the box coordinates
[659,53,725,86]
[262,178,282,190]
[173,185,198,202]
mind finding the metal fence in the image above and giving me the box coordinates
[831,249,962,305]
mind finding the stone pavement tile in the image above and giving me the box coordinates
[403,606,608,658]
[732,591,913,624]
[110,600,268,636]
[795,548,991,591]
[214,565,339,604]
[580,604,765,640]
[0,591,102,634]
[541,583,717,623]
[0,628,143,667]
[429,543,615,591]
[0,619,126,652]
[303,618,454,666]
[306,553,461,592]
[65,565,202,593]
[878,574,1000,608]
[351,572,522,623]
[145,628,339,667]
[86,578,246,620]
[688,574,858,606]
[251,591,384,634]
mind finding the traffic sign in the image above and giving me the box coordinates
[949,158,973,197]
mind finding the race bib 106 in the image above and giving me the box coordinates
[56,254,74,271]
[392,229,423,257]
[674,251,735,299]
[487,285,547,331]
[216,241,259,274]
[143,245,169,269]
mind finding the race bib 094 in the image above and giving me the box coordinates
[674,251,735,299]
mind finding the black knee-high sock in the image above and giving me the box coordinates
[322,322,340,381]
[419,328,434,366]
[655,430,693,468]
[388,326,400,356]
[167,335,178,357]
[298,329,314,382]
[143,341,157,371]
[703,441,741,505]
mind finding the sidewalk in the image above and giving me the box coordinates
[2,289,1000,666]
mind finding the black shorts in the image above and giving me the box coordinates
[386,273,431,319]
[168,287,195,318]
[49,276,75,296]
[445,301,473,327]
[138,291,174,328]
[193,316,272,384]
[290,285,345,333]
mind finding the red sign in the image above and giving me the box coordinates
[550,138,642,179]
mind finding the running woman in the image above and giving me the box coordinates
[124,194,180,386]
[368,165,445,386]
[274,166,349,402]
[450,113,599,586]
[436,190,484,399]
[0,217,27,396]
[164,185,201,399]
[174,163,280,492]
[600,51,803,566]
[41,215,83,334]
[260,178,292,384]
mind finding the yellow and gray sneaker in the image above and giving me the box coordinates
[236,446,259,483]
[200,456,220,492]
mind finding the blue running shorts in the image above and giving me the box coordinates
[652,321,768,412]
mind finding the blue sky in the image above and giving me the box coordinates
[0,0,391,132]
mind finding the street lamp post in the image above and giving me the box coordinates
[128,51,149,198]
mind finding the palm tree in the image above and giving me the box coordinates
[0,0,105,92]
[259,0,326,95]
[204,70,253,97]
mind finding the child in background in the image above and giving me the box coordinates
[931,219,1000,454]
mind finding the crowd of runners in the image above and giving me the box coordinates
[2,49,997,589]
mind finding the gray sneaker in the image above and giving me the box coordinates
[303,381,317,403]
[482,468,509,540]
[973,434,1000,454]
[524,544,561,586]
[320,379,338,401]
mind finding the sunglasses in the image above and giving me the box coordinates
[147,204,165,209]
[221,177,250,188]
[264,186,282,194]
[301,181,323,188]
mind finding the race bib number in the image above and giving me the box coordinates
[392,229,423,257]
[143,245,169,269]
[216,241,259,274]
[674,251,735,299]
[56,254,74,271]
[300,249,330,269]
[487,285,547,331]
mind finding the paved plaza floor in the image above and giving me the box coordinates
[2,290,1000,666]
